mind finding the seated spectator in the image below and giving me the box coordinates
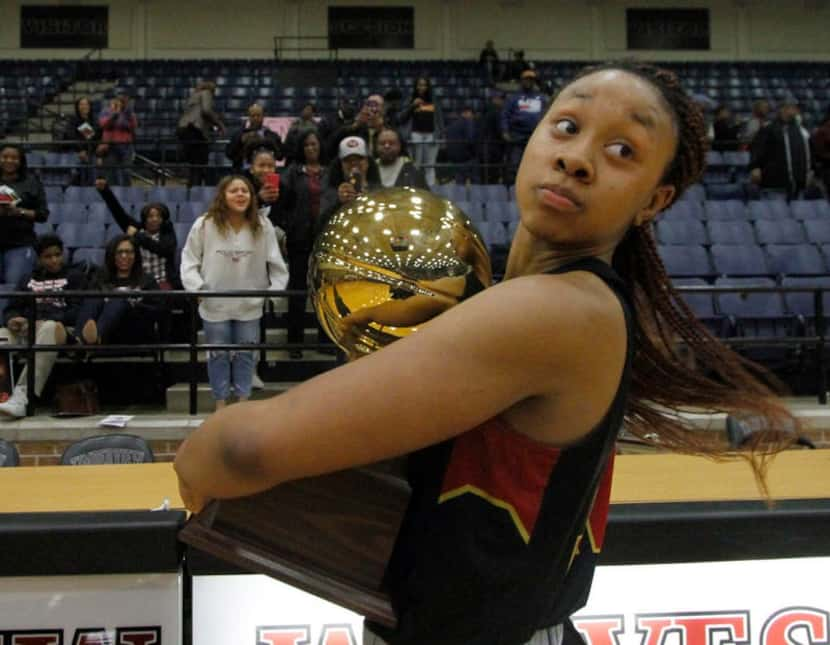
[326,94,386,162]
[63,97,99,186]
[444,106,480,184]
[98,94,137,186]
[94,178,178,289]
[320,136,382,224]
[712,105,742,152]
[0,143,50,287]
[284,103,329,165]
[177,81,225,187]
[0,234,86,418]
[76,234,161,346]
[375,127,428,189]
[226,103,283,171]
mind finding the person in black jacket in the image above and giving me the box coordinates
[374,127,428,190]
[319,135,383,227]
[0,234,86,418]
[63,97,99,186]
[94,178,178,289]
[0,144,49,288]
[225,103,284,171]
[76,234,161,346]
[750,96,811,200]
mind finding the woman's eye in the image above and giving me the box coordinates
[607,143,634,159]
[554,119,578,135]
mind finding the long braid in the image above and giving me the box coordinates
[575,62,799,490]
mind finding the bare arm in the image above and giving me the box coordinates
[174,271,627,509]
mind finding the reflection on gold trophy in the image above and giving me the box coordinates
[309,187,493,358]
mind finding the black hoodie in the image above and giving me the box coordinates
[0,146,50,250]
[4,265,87,326]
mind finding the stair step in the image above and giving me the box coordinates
[165,381,299,413]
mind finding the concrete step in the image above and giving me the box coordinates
[165,381,299,413]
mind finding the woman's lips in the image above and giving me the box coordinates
[539,187,581,213]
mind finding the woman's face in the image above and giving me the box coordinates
[145,207,163,234]
[224,179,252,213]
[303,135,320,163]
[0,147,21,177]
[376,130,401,164]
[114,240,136,275]
[416,78,429,95]
[515,69,677,255]
[78,98,91,118]
[251,152,276,179]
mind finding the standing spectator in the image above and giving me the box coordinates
[320,136,382,223]
[180,175,288,410]
[742,99,770,146]
[242,145,282,227]
[0,234,86,418]
[177,81,225,187]
[712,105,742,152]
[501,69,546,183]
[374,127,428,190]
[63,97,99,186]
[0,144,49,287]
[275,130,330,358]
[750,95,811,200]
[225,104,283,172]
[98,94,137,186]
[444,107,480,184]
[479,40,500,83]
[327,94,386,162]
[283,103,328,165]
[95,178,178,289]
[481,91,506,184]
[507,49,531,81]
[76,234,162,346]
[811,105,830,195]
[399,78,444,186]
[383,88,404,129]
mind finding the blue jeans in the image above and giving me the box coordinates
[202,318,261,400]
[0,246,35,287]
[103,143,134,186]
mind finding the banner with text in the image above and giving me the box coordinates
[21,6,108,49]
[328,7,414,50]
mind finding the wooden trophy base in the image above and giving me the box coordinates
[179,464,410,627]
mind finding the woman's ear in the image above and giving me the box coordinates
[634,184,676,227]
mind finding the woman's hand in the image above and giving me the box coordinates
[95,177,108,191]
[78,151,88,162]
[258,185,279,204]
[126,225,138,236]
[337,182,357,204]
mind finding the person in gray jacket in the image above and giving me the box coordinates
[177,81,225,186]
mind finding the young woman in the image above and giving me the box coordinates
[398,76,444,186]
[274,130,330,359]
[0,144,50,287]
[0,234,86,418]
[63,97,99,186]
[98,94,137,186]
[375,127,429,190]
[180,175,288,410]
[76,234,161,346]
[175,63,796,645]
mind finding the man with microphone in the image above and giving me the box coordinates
[319,136,382,224]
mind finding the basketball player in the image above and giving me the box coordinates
[175,62,797,644]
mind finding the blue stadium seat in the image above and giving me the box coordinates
[715,276,791,348]
[722,150,750,166]
[748,200,791,220]
[707,220,756,245]
[111,186,147,204]
[710,244,770,276]
[791,200,830,221]
[656,217,708,245]
[706,183,745,201]
[482,221,509,248]
[34,221,53,236]
[86,210,109,228]
[486,202,516,223]
[671,278,723,334]
[72,247,105,267]
[704,199,747,221]
[781,276,830,335]
[455,201,484,222]
[147,186,188,204]
[105,224,124,243]
[177,202,206,224]
[63,186,99,203]
[87,202,110,222]
[765,244,826,276]
[49,203,87,224]
[45,186,63,203]
[469,184,508,202]
[57,222,105,249]
[754,219,806,245]
[659,244,712,278]
[805,220,830,244]
[188,186,215,203]
[432,183,467,203]
[173,222,194,247]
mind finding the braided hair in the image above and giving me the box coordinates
[570,62,798,491]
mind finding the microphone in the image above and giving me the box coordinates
[349,168,363,194]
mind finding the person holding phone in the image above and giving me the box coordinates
[319,136,381,226]
[98,94,138,186]
[62,97,99,186]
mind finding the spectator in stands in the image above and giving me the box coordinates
[275,130,330,359]
[398,78,444,186]
[383,88,404,129]
[98,94,137,186]
[375,127,428,189]
[481,91,506,184]
[750,94,811,200]
[444,107,480,184]
[63,97,99,186]
[742,99,770,145]
[507,49,531,81]
[479,40,500,83]
[225,104,283,172]
[241,145,282,230]
[320,136,382,223]
[0,234,86,418]
[0,144,49,287]
[811,105,830,195]
[283,103,328,165]
[180,175,288,410]
[327,95,386,163]
[76,234,161,346]
[177,81,225,187]
[94,178,178,289]
[712,105,741,152]
[501,69,546,183]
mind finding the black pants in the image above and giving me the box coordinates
[179,125,210,186]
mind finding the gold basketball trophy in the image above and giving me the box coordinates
[179,188,492,625]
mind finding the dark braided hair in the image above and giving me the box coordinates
[570,61,798,492]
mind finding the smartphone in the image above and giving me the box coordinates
[264,172,280,190]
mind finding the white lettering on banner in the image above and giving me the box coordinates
[635,611,750,645]
[573,615,625,645]
[256,626,310,645]
[761,608,830,645]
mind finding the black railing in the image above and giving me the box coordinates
[4,284,830,418]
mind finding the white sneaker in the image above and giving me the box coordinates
[0,387,27,419]
[251,372,265,390]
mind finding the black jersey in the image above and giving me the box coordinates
[369,258,635,645]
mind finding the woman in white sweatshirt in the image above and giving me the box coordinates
[180,175,288,409]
